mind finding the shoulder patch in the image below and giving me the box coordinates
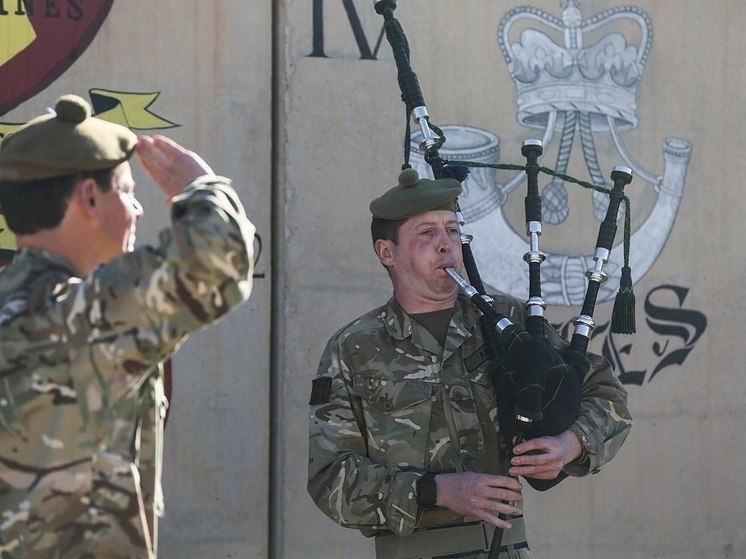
[309,377,332,405]
[464,345,490,373]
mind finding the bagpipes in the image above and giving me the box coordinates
[373,0,636,484]
[444,158,633,472]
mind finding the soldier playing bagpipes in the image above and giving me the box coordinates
[307,2,634,558]
[308,164,631,559]
[307,165,632,558]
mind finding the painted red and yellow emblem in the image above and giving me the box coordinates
[0,1,114,116]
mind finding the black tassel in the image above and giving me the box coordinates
[611,265,636,334]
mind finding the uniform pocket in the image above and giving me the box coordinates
[464,357,510,460]
[463,350,497,422]
[90,451,141,512]
[86,452,152,556]
[352,375,434,469]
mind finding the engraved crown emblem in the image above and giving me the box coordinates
[499,0,653,133]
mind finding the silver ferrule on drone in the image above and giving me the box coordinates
[412,106,438,151]
[454,207,473,245]
[572,314,595,339]
[523,221,547,320]
[526,296,548,318]
[586,246,611,284]
[494,316,513,333]
[524,222,546,262]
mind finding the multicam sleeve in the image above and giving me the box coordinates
[564,352,633,476]
[67,176,254,379]
[308,336,422,537]
[158,175,255,313]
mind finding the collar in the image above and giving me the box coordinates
[12,246,80,277]
[381,295,481,359]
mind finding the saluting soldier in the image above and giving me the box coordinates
[0,94,255,558]
[307,169,632,559]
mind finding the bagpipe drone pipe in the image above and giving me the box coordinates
[373,0,636,493]
[444,157,633,490]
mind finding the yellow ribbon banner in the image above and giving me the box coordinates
[0,89,178,138]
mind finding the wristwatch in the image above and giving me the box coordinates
[416,472,438,507]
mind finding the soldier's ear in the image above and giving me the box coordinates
[76,178,100,217]
[374,238,395,268]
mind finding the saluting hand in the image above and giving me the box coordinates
[136,135,215,202]
[434,472,523,530]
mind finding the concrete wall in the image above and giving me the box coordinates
[2,0,745,557]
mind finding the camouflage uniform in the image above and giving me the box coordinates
[0,176,254,558]
[308,293,631,559]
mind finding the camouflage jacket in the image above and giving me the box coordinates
[308,293,631,540]
[0,176,254,559]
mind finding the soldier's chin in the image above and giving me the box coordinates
[126,235,136,252]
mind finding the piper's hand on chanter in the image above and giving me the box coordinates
[434,472,523,530]
[136,135,215,202]
[508,430,582,480]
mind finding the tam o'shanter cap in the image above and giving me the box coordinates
[0,94,138,181]
[370,168,462,220]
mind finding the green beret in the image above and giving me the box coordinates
[370,168,462,220]
[0,94,137,181]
